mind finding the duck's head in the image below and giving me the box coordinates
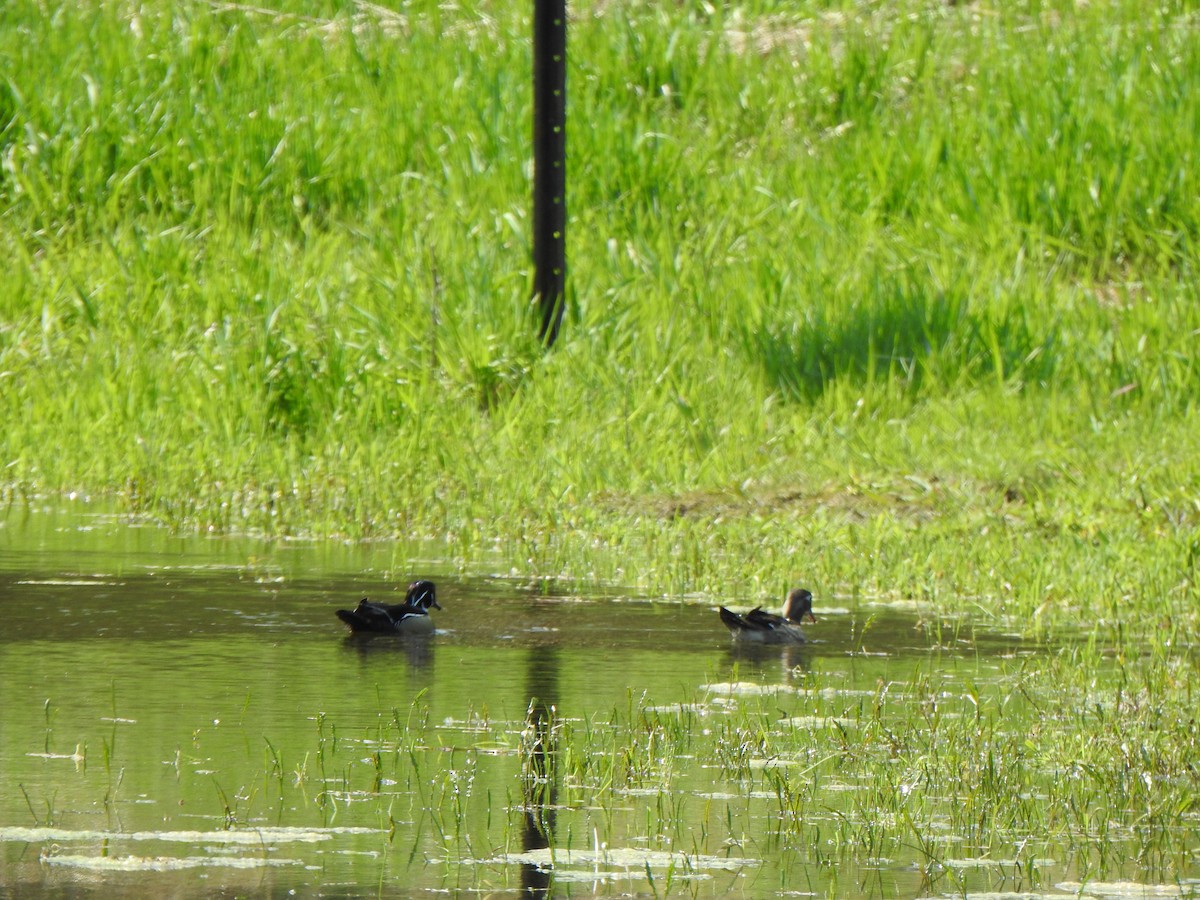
[407,580,441,610]
[784,588,816,624]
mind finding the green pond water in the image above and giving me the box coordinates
[0,502,1193,899]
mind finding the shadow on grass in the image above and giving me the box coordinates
[743,275,1059,402]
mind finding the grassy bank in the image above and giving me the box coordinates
[3,0,1200,635]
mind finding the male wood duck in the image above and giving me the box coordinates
[719,588,816,644]
[336,580,441,634]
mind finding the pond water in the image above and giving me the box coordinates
[0,503,1193,899]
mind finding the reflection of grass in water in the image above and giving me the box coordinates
[158,648,1190,894]
[12,644,1195,893]
[19,784,54,829]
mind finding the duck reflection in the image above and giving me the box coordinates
[339,632,435,670]
[726,640,814,678]
[521,646,559,898]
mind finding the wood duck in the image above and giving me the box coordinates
[719,588,816,644]
[336,580,441,634]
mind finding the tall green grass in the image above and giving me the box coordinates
[3,0,1200,634]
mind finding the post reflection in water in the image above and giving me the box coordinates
[520,646,560,898]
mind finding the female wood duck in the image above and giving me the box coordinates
[336,580,441,634]
[719,588,816,644]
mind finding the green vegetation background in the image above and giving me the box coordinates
[3,0,1199,636]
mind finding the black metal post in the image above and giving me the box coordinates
[532,0,567,347]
